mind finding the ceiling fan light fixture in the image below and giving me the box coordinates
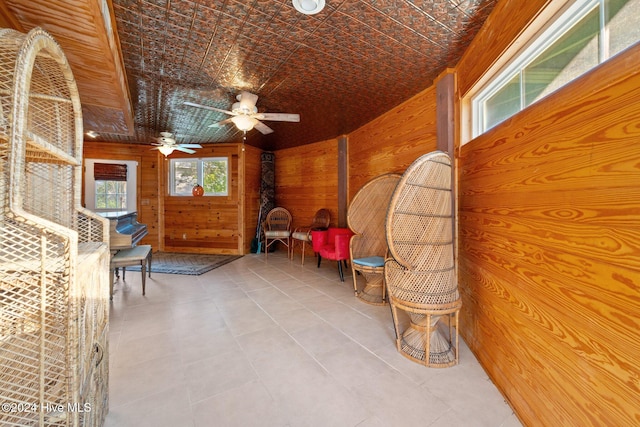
[158,145,175,156]
[292,0,324,15]
[231,115,258,132]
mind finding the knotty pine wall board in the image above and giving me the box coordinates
[457,5,640,422]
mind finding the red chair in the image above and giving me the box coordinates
[312,227,354,281]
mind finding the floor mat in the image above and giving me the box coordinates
[125,252,242,275]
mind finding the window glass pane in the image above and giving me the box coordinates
[95,179,127,210]
[173,160,198,194]
[470,0,640,141]
[608,0,640,57]
[106,195,117,209]
[96,194,106,208]
[106,180,117,194]
[524,7,599,106]
[484,73,521,131]
[169,158,229,196]
[203,159,228,194]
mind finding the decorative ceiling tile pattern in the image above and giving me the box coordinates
[104,0,497,150]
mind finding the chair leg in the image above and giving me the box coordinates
[301,241,306,265]
[141,261,146,296]
[337,261,344,281]
[148,251,152,278]
[317,255,322,268]
[351,266,358,296]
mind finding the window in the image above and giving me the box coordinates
[470,0,640,139]
[169,157,229,196]
[95,180,127,210]
[84,159,138,212]
[92,162,129,211]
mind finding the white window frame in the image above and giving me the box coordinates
[468,0,637,141]
[84,159,138,212]
[169,157,229,196]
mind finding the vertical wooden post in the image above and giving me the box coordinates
[338,135,348,227]
[436,69,456,255]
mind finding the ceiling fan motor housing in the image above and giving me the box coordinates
[232,102,257,115]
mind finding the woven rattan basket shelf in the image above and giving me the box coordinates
[384,151,461,368]
[0,28,110,426]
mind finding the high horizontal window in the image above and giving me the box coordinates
[169,157,229,196]
[470,0,640,139]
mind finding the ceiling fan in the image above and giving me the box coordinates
[151,132,202,156]
[184,91,300,135]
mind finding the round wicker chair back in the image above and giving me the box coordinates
[348,173,401,258]
[385,151,458,307]
[265,207,292,232]
[264,207,292,258]
[310,208,331,229]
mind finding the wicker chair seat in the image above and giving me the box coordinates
[292,231,311,241]
[353,256,385,268]
[264,230,291,238]
[291,208,331,265]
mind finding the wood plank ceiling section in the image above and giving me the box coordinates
[0,0,496,150]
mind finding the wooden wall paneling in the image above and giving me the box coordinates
[275,138,339,255]
[84,141,250,255]
[83,141,160,249]
[348,85,438,198]
[458,37,640,427]
[162,144,242,254]
[243,144,263,254]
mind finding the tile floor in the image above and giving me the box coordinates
[105,251,522,427]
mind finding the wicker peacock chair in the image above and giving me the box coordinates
[384,151,461,368]
[347,173,401,305]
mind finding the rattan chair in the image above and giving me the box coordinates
[263,207,292,258]
[347,173,401,305]
[291,208,331,265]
[384,151,461,368]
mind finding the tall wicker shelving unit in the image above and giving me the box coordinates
[0,28,110,426]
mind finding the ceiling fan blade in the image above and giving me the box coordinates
[256,112,300,122]
[184,101,235,116]
[238,91,258,110]
[254,120,274,135]
[178,144,202,148]
[208,117,234,128]
[174,146,196,154]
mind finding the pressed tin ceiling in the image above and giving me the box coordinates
[0,0,497,151]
